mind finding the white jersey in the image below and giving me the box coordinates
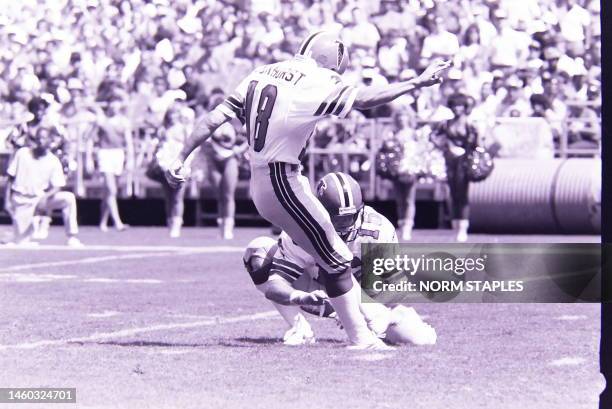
[217,55,359,167]
[7,147,66,197]
[270,206,398,284]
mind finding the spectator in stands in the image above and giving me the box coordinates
[432,93,479,242]
[529,93,560,150]
[559,0,592,56]
[542,73,569,122]
[489,9,530,71]
[420,16,460,67]
[566,100,600,155]
[497,76,531,117]
[459,24,484,66]
[4,127,82,246]
[377,35,409,81]
[92,98,133,232]
[342,6,381,52]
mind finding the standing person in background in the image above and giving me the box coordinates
[148,106,193,238]
[93,98,133,231]
[388,110,419,241]
[202,122,247,240]
[432,93,478,242]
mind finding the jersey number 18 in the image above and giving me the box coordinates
[245,81,277,152]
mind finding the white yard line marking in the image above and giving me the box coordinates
[2,273,78,282]
[549,357,586,367]
[0,251,194,274]
[0,274,166,284]
[0,311,278,351]
[555,315,588,321]
[82,278,163,284]
[0,244,244,252]
[87,311,122,318]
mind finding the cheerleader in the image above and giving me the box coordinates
[432,93,478,242]
[389,110,419,241]
[149,107,193,238]
[202,123,247,240]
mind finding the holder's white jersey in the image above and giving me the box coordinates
[217,55,359,167]
[270,206,398,284]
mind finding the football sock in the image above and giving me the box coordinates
[272,302,303,328]
[329,277,376,345]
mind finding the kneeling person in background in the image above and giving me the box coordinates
[4,127,82,246]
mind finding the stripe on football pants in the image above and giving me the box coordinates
[270,265,301,282]
[270,163,346,269]
[276,164,351,270]
[269,163,350,271]
[273,258,304,276]
[269,163,338,268]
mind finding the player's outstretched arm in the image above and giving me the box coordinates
[353,59,452,110]
[164,106,230,187]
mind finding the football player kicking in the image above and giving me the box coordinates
[165,31,450,349]
[242,172,437,346]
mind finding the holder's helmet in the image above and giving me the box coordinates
[297,31,349,74]
[243,236,278,277]
[316,172,364,236]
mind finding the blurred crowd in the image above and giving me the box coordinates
[0,0,601,165]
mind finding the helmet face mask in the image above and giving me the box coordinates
[331,211,361,238]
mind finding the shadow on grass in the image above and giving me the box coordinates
[221,336,344,347]
[69,337,345,349]
[70,340,208,348]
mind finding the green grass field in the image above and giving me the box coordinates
[0,226,603,409]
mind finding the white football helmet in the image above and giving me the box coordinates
[243,236,278,274]
[297,31,349,74]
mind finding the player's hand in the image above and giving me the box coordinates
[291,290,329,306]
[417,59,453,87]
[164,159,189,189]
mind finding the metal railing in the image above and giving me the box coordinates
[0,111,601,201]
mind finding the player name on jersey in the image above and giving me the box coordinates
[256,65,306,85]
